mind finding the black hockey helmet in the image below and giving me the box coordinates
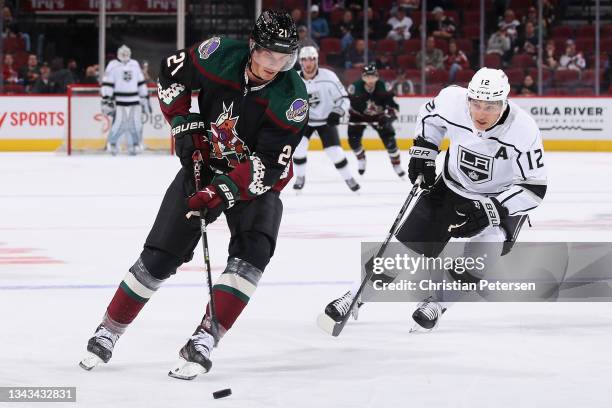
[362,63,378,77]
[250,10,299,72]
[252,10,299,54]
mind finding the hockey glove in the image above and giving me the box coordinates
[171,113,209,168]
[326,112,342,127]
[448,197,508,238]
[101,97,115,117]
[408,138,438,189]
[140,97,152,114]
[187,176,240,224]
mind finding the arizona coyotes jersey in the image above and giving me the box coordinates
[101,59,148,105]
[347,79,399,120]
[415,85,547,216]
[298,68,349,126]
[157,37,308,200]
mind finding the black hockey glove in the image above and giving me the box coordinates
[408,138,438,189]
[170,113,209,168]
[448,197,509,238]
[326,112,342,127]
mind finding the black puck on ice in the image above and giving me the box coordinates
[212,388,232,399]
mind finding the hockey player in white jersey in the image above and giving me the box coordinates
[101,45,151,155]
[321,68,547,332]
[293,46,360,192]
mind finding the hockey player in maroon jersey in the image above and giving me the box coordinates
[80,10,308,379]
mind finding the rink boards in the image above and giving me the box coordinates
[1,94,612,152]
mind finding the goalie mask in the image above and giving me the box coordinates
[250,10,299,72]
[117,45,131,63]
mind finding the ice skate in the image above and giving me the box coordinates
[293,176,305,191]
[107,143,119,156]
[345,177,361,192]
[168,326,214,380]
[356,151,366,175]
[79,324,120,371]
[393,164,406,179]
[128,144,137,156]
[317,290,363,334]
[410,297,446,333]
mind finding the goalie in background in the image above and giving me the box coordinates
[101,45,151,155]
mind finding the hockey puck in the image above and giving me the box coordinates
[212,388,232,399]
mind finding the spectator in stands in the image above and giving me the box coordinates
[334,10,355,51]
[291,8,305,26]
[49,57,75,93]
[387,7,412,41]
[392,69,416,95]
[543,40,559,70]
[486,27,511,63]
[2,6,31,52]
[416,36,444,72]
[310,4,330,42]
[320,0,343,14]
[542,0,556,30]
[376,52,394,70]
[444,39,469,82]
[298,25,318,49]
[516,21,538,57]
[2,53,20,85]
[559,39,586,71]
[82,65,100,84]
[30,63,55,94]
[522,7,538,27]
[516,74,537,95]
[67,58,82,83]
[498,9,520,45]
[345,39,374,69]
[355,7,386,41]
[18,53,40,89]
[428,7,456,40]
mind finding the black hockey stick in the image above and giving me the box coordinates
[317,176,423,337]
[191,151,220,346]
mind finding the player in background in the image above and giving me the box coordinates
[293,46,360,192]
[347,63,404,178]
[80,11,308,379]
[323,68,547,331]
[101,45,151,155]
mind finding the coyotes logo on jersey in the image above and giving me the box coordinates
[208,101,250,168]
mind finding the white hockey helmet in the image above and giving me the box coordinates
[467,67,510,104]
[117,45,131,63]
[299,46,318,61]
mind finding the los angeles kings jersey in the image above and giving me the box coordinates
[414,86,547,216]
[157,37,308,200]
[298,68,349,126]
[101,59,148,105]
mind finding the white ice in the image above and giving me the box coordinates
[1,151,612,408]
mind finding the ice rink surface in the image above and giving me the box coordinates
[1,151,612,408]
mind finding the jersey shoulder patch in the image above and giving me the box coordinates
[266,70,309,131]
[191,37,248,85]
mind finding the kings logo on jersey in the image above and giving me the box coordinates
[458,146,493,183]
[208,101,249,168]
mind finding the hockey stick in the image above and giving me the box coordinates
[317,175,423,337]
[191,151,220,347]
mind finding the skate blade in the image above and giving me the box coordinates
[168,358,208,380]
[79,352,103,371]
